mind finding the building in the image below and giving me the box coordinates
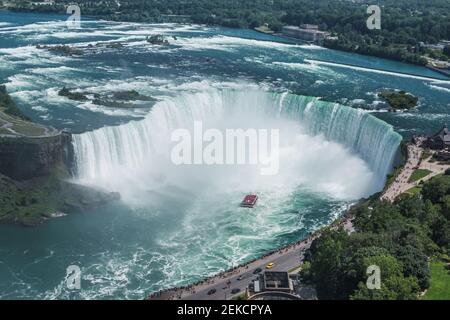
[282,25,330,44]
[260,271,293,293]
[300,24,319,30]
[419,40,450,52]
[425,125,450,150]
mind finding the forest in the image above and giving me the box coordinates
[4,1,449,65]
[302,174,450,299]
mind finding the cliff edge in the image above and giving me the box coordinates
[0,85,118,226]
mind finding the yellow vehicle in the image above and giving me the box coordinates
[265,262,275,269]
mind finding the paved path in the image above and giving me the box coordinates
[381,142,422,201]
[382,141,450,201]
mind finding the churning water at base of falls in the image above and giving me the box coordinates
[73,88,402,202]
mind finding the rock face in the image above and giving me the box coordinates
[0,132,74,180]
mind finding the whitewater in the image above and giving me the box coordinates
[0,10,447,300]
[73,88,401,199]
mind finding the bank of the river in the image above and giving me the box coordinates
[148,139,424,300]
[1,4,448,70]
[0,87,119,226]
[150,137,449,301]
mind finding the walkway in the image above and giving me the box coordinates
[382,140,450,201]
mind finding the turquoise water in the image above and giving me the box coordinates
[0,11,448,299]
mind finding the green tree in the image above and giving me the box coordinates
[422,176,450,203]
[307,228,349,299]
[350,254,419,300]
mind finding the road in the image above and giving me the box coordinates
[148,214,355,300]
[149,237,314,300]
[183,244,308,300]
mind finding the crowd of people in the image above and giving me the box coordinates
[382,138,425,201]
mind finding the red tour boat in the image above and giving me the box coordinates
[240,194,258,208]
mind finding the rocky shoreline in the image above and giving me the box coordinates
[0,87,120,227]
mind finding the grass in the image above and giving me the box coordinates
[232,293,248,300]
[408,169,432,183]
[288,264,303,274]
[0,85,51,137]
[0,110,48,137]
[422,256,450,300]
[406,186,422,195]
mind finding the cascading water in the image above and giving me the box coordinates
[273,93,403,180]
[73,88,402,201]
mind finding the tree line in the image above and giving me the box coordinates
[301,173,450,299]
[6,0,449,64]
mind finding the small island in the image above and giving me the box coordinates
[146,35,170,45]
[58,87,157,109]
[36,44,83,56]
[112,90,156,102]
[378,90,419,111]
[58,87,89,101]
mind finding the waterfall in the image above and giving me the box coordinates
[72,88,402,196]
[272,93,402,179]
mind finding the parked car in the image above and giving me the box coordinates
[253,268,262,274]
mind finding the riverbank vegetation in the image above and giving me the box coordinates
[4,0,449,66]
[0,166,118,226]
[302,174,450,300]
[1,87,120,226]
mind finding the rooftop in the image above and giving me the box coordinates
[432,125,450,144]
[262,271,291,290]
